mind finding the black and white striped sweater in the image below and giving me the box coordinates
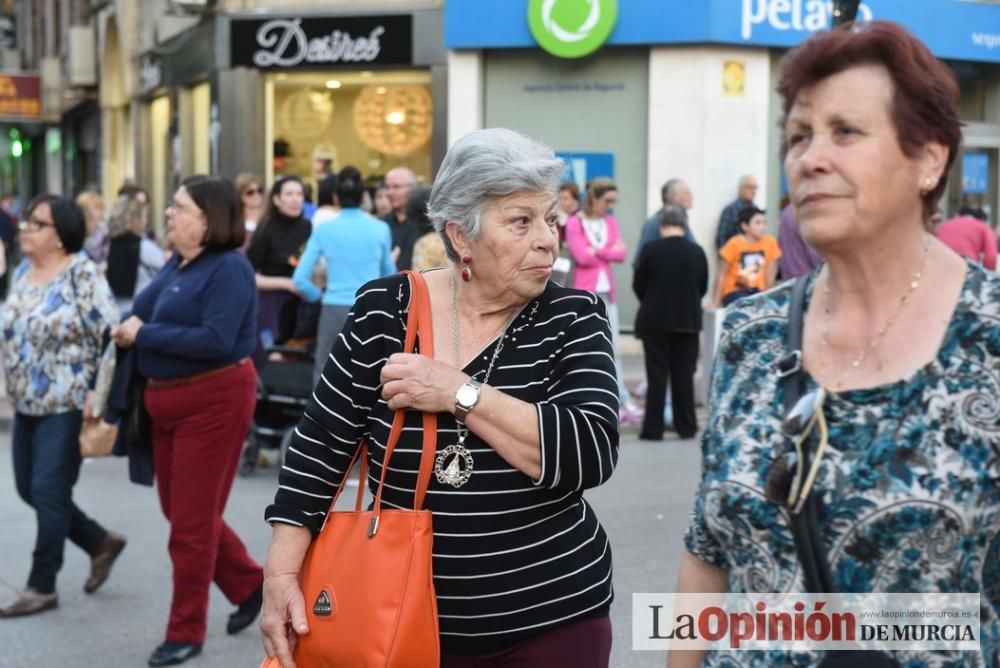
[265,272,620,655]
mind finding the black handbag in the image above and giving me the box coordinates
[779,277,901,668]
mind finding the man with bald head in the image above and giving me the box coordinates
[382,166,420,270]
[714,174,759,250]
[633,178,695,267]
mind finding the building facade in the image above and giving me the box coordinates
[123,0,446,226]
[0,0,100,203]
[445,0,1000,328]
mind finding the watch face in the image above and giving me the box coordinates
[456,383,479,407]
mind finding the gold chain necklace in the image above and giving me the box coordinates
[819,234,931,391]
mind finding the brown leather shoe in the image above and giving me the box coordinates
[84,531,127,594]
[0,588,58,617]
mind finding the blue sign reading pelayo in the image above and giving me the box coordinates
[446,0,1000,65]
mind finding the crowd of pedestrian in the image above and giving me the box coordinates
[0,162,438,666]
[0,17,997,668]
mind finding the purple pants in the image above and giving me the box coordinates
[440,616,612,668]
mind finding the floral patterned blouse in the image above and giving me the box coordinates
[685,262,1000,667]
[1,254,119,416]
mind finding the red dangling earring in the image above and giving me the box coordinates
[461,255,472,282]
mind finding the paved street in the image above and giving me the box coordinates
[0,411,701,668]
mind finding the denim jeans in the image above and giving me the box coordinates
[12,410,108,593]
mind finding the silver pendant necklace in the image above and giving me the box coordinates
[434,272,519,488]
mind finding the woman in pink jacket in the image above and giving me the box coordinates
[565,178,643,423]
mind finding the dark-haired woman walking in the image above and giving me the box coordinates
[0,194,126,618]
[113,177,263,666]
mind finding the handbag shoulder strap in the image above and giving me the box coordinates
[371,270,438,512]
[780,275,835,594]
[325,271,439,533]
[781,276,809,414]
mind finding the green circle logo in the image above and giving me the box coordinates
[528,0,618,59]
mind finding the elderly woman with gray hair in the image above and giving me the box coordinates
[106,191,166,317]
[260,128,620,667]
[632,204,708,441]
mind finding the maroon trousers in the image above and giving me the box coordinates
[145,361,263,644]
[441,616,612,667]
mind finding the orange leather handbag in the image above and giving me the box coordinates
[261,271,440,668]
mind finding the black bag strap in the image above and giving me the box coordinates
[779,276,835,594]
[782,278,903,668]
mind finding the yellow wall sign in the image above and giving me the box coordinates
[722,60,745,97]
[0,74,41,120]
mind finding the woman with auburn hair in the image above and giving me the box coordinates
[671,20,997,668]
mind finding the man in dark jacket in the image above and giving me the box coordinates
[714,174,758,250]
[381,166,420,270]
[633,204,708,441]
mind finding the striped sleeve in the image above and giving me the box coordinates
[264,283,395,534]
[533,293,620,493]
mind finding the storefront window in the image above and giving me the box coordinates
[179,83,211,176]
[149,95,170,235]
[265,70,433,192]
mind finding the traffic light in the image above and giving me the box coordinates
[8,128,21,158]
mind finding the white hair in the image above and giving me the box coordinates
[428,128,564,261]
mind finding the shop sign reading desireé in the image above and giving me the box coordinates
[230,15,413,70]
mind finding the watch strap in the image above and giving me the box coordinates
[454,379,483,422]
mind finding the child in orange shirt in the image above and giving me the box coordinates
[715,205,782,307]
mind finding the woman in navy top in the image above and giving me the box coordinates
[112,176,264,667]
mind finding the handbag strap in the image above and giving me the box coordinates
[780,275,835,594]
[371,270,438,514]
[324,271,439,533]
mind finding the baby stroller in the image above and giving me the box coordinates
[239,346,315,476]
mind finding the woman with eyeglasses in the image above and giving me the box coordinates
[672,21,998,668]
[246,176,312,361]
[0,195,126,618]
[112,176,263,666]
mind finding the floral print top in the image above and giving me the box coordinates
[1,254,119,416]
[685,262,1000,667]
